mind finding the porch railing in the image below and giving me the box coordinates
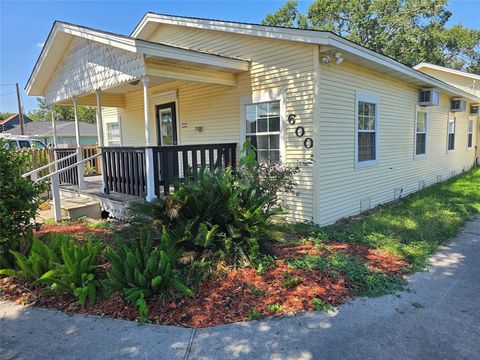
[101,143,237,197]
[152,143,237,196]
[102,147,146,197]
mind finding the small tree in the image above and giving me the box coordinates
[0,140,44,267]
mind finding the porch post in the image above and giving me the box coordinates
[50,108,58,148]
[49,108,61,221]
[95,89,106,194]
[72,97,85,190]
[143,77,156,201]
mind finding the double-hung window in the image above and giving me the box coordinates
[467,119,474,149]
[415,110,427,156]
[356,92,379,166]
[447,118,455,151]
[245,101,281,163]
[106,122,121,146]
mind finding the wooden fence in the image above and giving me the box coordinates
[17,145,101,180]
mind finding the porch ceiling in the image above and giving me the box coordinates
[26,21,250,105]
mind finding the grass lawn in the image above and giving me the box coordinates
[1,168,478,327]
[289,167,480,272]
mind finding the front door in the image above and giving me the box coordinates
[156,102,178,145]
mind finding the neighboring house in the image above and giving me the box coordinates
[25,13,480,225]
[5,120,98,146]
[0,114,32,132]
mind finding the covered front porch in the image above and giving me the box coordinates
[26,21,250,207]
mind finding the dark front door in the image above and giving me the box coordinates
[156,102,178,146]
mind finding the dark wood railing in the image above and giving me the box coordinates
[101,143,237,197]
[152,143,237,196]
[54,149,78,185]
[101,147,146,197]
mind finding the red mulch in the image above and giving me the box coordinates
[0,228,408,328]
[34,222,110,240]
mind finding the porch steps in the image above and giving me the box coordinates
[50,196,101,220]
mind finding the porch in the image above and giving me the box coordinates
[24,22,250,219]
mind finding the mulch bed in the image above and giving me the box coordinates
[34,222,111,241]
[0,223,408,328]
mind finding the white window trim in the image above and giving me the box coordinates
[104,114,123,147]
[239,88,286,164]
[467,118,474,150]
[414,106,428,160]
[447,117,456,153]
[355,91,380,168]
[151,90,180,145]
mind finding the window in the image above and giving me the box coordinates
[356,93,379,166]
[106,122,121,146]
[447,118,455,151]
[467,119,474,149]
[18,140,31,148]
[245,101,281,163]
[415,110,427,156]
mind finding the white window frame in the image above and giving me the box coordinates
[355,91,380,168]
[104,115,123,147]
[105,119,122,147]
[240,88,286,164]
[447,117,456,153]
[467,118,474,150]
[414,106,428,159]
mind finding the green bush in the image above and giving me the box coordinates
[0,139,44,267]
[35,239,102,305]
[106,229,193,322]
[1,234,102,306]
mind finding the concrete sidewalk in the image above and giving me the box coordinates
[1,217,479,360]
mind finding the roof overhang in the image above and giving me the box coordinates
[26,21,250,98]
[132,13,480,102]
[414,63,480,81]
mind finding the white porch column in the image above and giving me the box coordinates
[72,97,85,190]
[50,108,58,148]
[95,89,106,194]
[143,77,156,201]
[49,108,61,221]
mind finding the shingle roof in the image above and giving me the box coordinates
[5,121,97,137]
[0,114,33,125]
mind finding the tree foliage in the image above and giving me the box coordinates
[263,0,480,72]
[27,97,97,124]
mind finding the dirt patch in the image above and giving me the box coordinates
[34,222,111,241]
[0,240,408,328]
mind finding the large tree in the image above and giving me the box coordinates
[263,0,480,73]
[27,97,97,124]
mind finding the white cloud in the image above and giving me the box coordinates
[36,42,45,48]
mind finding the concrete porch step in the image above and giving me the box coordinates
[50,197,101,220]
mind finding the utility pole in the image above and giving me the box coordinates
[15,83,24,135]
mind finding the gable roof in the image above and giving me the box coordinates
[132,12,480,102]
[5,120,97,137]
[26,21,249,97]
[0,114,33,125]
[413,63,480,81]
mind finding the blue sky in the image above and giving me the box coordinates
[1,0,479,113]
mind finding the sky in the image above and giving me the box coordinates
[1,0,479,113]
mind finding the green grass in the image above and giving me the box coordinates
[287,253,405,297]
[294,168,480,272]
[312,298,335,312]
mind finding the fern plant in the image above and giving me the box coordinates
[34,239,102,306]
[106,229,193,321]
[0,237,62,281]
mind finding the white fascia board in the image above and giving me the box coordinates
[133,13,480,102]
[137,42,249,71]
[414,62,480,81]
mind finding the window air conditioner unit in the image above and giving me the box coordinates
[450,98,467,112]
[418,89,440,106]
[470,104,479,115]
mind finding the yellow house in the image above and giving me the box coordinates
[25,13,480,224]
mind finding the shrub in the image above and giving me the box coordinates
[0,234,102,306]
[174,168,282,265]
[106,229,193,321]
[0,139,44,267]
[0,237,62,281]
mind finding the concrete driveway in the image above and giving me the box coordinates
[1,217,479,360]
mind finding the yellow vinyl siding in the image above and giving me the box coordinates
[315,61,476,225]
[110,24,316,222]
[416,67,479,96]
